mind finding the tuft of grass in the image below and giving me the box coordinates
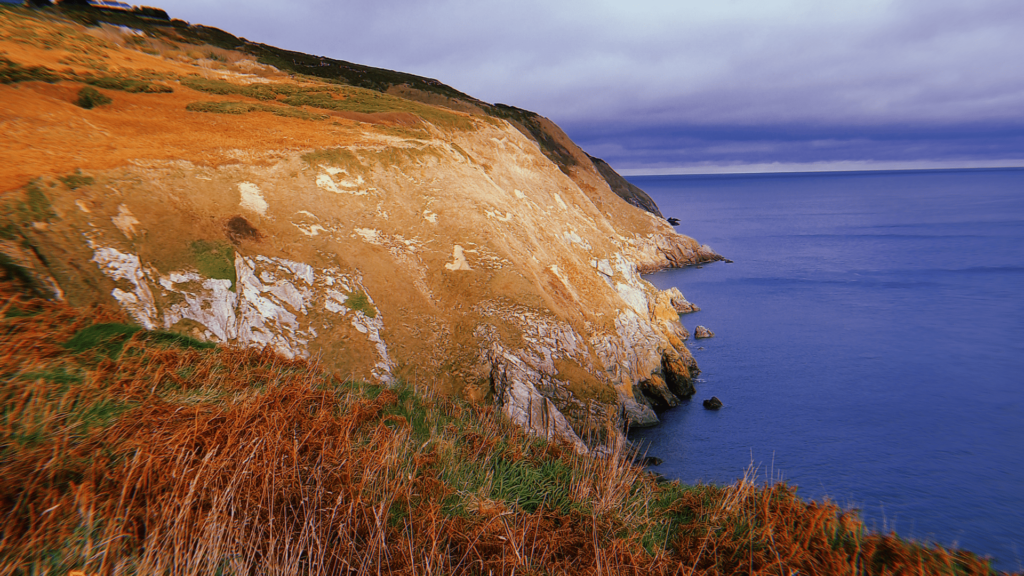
[345,289,377,318]
[74,86,112,109]
[22,179,56,221]
[63,322,142,358]
[188,239,236,289]
[57,169,95,190]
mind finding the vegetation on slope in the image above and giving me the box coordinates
[0,282,1005,575]
[10,3,632,193]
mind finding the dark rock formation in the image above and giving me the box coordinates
[662,350,696,398]
[703,396,723,410]
[637,374,680,411]
[588,155,663,217]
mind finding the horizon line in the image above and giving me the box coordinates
[617,160,1024,177]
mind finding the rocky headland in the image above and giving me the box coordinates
[0,6,721,450]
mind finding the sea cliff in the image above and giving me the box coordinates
[0,6,719,450]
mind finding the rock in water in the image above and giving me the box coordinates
[703,396,723,410]
[694,325,715,339]
[633,455,664,467]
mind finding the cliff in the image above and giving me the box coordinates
[0,6,720,449]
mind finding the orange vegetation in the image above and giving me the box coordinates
[0,282,1009,575]
[0,8,444,193]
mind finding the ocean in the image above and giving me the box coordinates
[626,168,1024,571]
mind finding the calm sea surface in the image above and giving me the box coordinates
[627,168,1024,571]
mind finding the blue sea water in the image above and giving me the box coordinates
[626,168,1024,571]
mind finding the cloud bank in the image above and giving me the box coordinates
[158,0,1024,173]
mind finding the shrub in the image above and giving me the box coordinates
[84,75,173,93]
[0,57,60,84]
[74,86,112,109]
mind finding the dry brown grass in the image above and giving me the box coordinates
[0,283,1011,575]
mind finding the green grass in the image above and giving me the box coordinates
[281,87,472,130]
[57,169,95,190]
[345,289,377,318]
[142,329,216,351]
[1,366,135,453]
[0,56,60,84]
[61,323,212,360]
[182,76,471,129]
[22,179,56,220]
[185,100,252,114]
[489,457,580,514]
[63,322,142,358]
[180,76,287,100]
[188,239,236,289]
[185,100,328,121]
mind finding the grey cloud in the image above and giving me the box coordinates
[158,0,1024,171]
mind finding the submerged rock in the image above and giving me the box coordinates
[633,455,664,467]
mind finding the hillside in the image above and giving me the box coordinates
[0,4,722,450]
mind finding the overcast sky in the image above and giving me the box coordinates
[157,0,1024,174]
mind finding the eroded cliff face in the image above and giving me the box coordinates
[0,8,719,450]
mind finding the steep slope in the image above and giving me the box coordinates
[0,6,720,449]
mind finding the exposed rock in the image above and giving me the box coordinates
[664,287,700,314]
[694,325,715,339]
[621,396,660,429]
[662,349,696,399]
[626,233,724,274]
[488,346,589,453]
[703,396,723,410]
